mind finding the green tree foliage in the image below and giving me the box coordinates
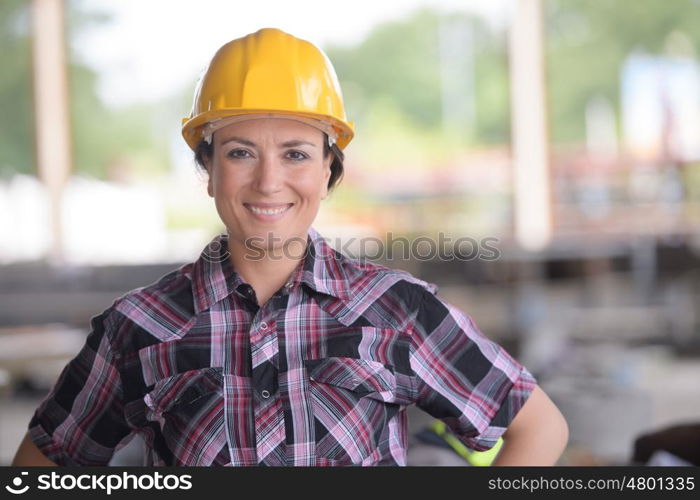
[0,0,165,179]
[0,0,33,178]
[546,0,700,145]
[325,9,511,154]
[327,11,443,130]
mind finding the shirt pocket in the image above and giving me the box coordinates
[144,366,223,419]
[304,356,409,465]
[139,341,231,465]
[305,356,413,405]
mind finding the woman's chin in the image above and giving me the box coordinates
[232,230,308,259]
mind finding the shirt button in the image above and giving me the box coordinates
[260,321,268,330]
[261,390,271,399]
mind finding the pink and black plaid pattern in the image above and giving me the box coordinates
[29,227,536,466]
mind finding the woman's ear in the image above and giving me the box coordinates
[203,151,214,198]
[321,156,332,200]
[207,171,214,198]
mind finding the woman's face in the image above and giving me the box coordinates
[204,117,332,256]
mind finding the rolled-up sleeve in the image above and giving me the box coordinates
[408,285,537,451]
[28,307,132,465]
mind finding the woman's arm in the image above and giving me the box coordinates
[491,385,569,466]
[11,432,58,466]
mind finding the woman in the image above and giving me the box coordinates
[13,28,567,466]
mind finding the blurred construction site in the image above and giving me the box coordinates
[1,0,700,466]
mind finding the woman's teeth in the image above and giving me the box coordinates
[247,204,291,215]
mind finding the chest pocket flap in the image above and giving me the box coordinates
[305,357,410,404]
[144,366,223,416]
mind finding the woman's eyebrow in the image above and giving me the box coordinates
[220,136,256,147]
[281,140,317,148]
[219,137,317,148]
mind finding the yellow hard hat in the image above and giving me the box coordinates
[182,28,354,151]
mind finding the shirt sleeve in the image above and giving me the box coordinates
[408,284,537,451]
[28,307,133,465]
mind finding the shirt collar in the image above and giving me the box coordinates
[298,226,352,302]
[190,226,352,314]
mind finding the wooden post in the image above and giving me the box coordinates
[31,0,71,263]
[509,0,552,251]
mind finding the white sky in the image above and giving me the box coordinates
[73,0,512,108]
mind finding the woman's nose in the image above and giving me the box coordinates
[253,156,283,194]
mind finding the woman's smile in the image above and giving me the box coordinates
[244,202,294,221]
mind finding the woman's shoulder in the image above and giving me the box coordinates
[312,229,439,302]
[113,262,193,305]
[339,254,438,295]
[107,262,196,342]
[319,253,446,331]
[343,257,437,290]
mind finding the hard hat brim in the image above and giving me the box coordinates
[182,109,354,151]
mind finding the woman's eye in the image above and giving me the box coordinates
[227,149,251,159]
[287,150,308,161]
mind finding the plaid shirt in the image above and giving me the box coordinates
[29,227,536,466]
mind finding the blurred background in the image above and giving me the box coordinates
[2,0,700,466]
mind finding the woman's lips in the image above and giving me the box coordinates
[244,203,294,221]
